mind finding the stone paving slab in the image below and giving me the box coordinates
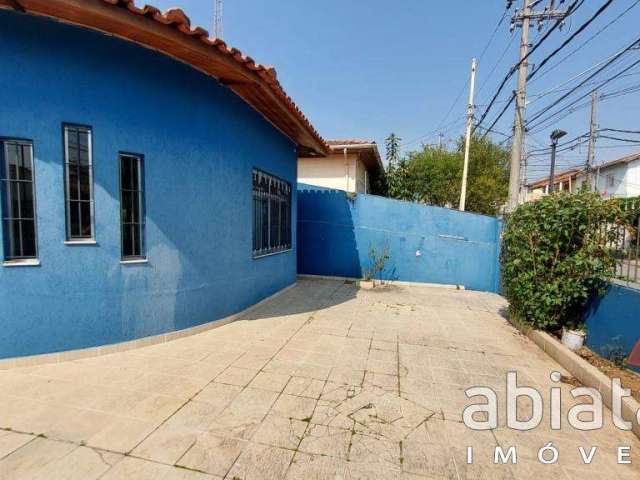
[0,279,639,479]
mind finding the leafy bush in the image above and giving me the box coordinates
[501,192,621,331]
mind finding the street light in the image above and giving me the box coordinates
[548,129,567,194]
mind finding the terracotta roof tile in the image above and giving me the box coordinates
[527,168,581,188]
[596,152,640,170]
[1,0,328,155]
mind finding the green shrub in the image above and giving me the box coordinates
[501,192,621,331]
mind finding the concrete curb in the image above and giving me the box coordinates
[0,282,299,370]
[297,274,464,290]
[526,328,640,439]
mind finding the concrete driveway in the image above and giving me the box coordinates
[0,279,638,479]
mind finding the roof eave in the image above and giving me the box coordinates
[0,0,329,156]
[328,144,384,175]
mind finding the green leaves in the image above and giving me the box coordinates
[384,136,509,215]
[501,191,621,331]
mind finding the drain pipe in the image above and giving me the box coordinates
[344,147,349,192]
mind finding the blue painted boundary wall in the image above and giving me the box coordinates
[585,282,640,360]
[297,185,502,292]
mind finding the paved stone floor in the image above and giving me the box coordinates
[0,279,639,479]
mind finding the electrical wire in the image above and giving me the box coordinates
[527,64,640,105]
[476,32,518,98]
[527,76,640,135]
[526,41,640,127]
[601,128,640,135]
[600,135,640,143]
[526,0,616,81]
[473,0,584,133]
[430,7,511,139]
[529,0,640,85]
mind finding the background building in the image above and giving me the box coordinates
[526,152,640,200]
[574,153,640,199]
[298,140,384,194]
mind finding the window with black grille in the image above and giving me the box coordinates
[252,169,291,257]
[1,140,37,260]
[119,153,145,260]
[63,125,94,240]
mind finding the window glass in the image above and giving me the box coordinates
[64,126,94,240]
[119,154,145,260]
[1,140,38,260]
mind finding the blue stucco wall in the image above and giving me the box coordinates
[585,282,640,359]
[0,11,298,359]
[297,185,502,292]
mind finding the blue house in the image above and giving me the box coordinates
[0,0,328,359]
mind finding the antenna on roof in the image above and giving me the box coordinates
[214,0,223,39]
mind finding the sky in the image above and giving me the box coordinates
[151,0,640,181]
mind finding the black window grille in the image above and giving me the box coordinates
[252,169,291,257]
[1,140,37,260]
[63,125,94,240]
[119,153,145,260]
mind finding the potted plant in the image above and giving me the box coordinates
[561,323,587,351]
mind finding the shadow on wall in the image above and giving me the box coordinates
[297,188,361,278]
[297,185,502,292]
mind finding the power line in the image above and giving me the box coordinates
[478,10,510,64]
[602,128,640,135]
[529,0,640,84]
[480,92,516,140]
[434,8,511,135]
[527,72,640,102]
[526,0,616,81]
[400,117,466,150]
[476,32,518,98]
[527,75,640,134]
[526,38,640,126]
[479,0,622,138]
[527,131,590,154]
[600,134,640,143]
[473,0,584,134]
[528,58,640,131]
[527,47,640,104]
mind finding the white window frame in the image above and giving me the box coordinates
[1,139,39,264]
[63,124,95,242]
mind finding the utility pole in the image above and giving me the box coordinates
[586,90,599,190]
[507,0,531,212]
[214,0,224,39]
[459,58,477,212]
[438,132,444,150]
[507,0,569,211]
